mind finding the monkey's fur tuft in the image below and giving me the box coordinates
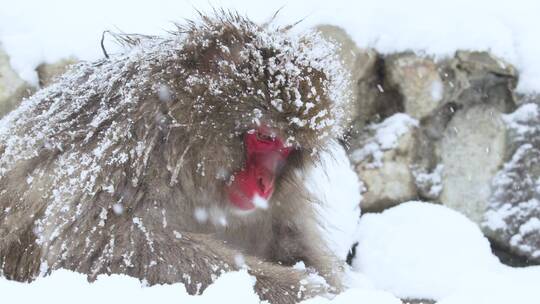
[0,12,352,303]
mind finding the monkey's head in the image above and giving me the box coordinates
[155,12,351,214]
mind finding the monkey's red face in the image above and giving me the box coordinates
[226,128,292,210]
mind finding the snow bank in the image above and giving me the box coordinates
[0,268,403,304]
[1,0,540,92]
[305,288,402,304]
[0,269,259,304]
[352,201,499,300]
[351,201,540,304]
[2,201,540,303]
[437,265,540,304]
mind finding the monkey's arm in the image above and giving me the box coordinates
[270,175,346,293]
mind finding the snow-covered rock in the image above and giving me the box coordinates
[349,113,418,211]
[316,25,379,130]
[385,53,443,120]
[36,57,78,87]
[438,105,507,224]
[0,44,33,118]
[340,47,519,219]
[483,101,540,263]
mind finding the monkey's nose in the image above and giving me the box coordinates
[256,174,273,197]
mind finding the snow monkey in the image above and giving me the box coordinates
[0,12,352,303]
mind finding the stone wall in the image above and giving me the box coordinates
[320,26,539,265]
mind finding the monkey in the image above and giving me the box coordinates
[0,12,352,303]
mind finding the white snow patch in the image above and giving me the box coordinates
[350,113,418,167]
[412,164,444,197]
[304,288,401,304]
[234,254,246,268]
[306,141,362,259]
[252,195,268,210]
[502,102,538,135]
[436,266,540,304]
[519,217,540,235]
[293,261,307,270]
[98,208,107,227]
[112,203,124,215]
[352,201,502,300]
[194,208,208,223]
[157,84,172,102]
[0,269,259,304]
[430,79,444,102]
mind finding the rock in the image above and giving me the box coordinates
[438,105,507,224]
[454,51,517,78]
[315,25,379,130]
[324,39,525,233]
[430,51,517,223]
[441,51,517,112]
[411,163,443,201]
[483,101,540,263]
[0,45,33,118]
[349,113,419,211]
[36,57,78,87]
[385,53,444,120]
[392,51,516,220]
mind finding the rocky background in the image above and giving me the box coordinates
[0,25,538,271]
[317,25,540,268]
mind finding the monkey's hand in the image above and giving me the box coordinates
[248,261,332,304]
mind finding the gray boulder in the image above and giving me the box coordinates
[0,45,33,118]
[438,105,507,223]
[483,100,540,263]
[349,113,419,211]
[36,57,78,88]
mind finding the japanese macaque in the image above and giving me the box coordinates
[0,12,352,303]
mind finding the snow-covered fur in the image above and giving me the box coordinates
[0,12,351,303]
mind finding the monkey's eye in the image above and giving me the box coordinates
[256,131,275,142]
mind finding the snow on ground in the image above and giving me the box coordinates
[352,202,499,300]
[0,269,260,304]
[349,202,540,304]
[0,0,540,92]
[2,201,539,304]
